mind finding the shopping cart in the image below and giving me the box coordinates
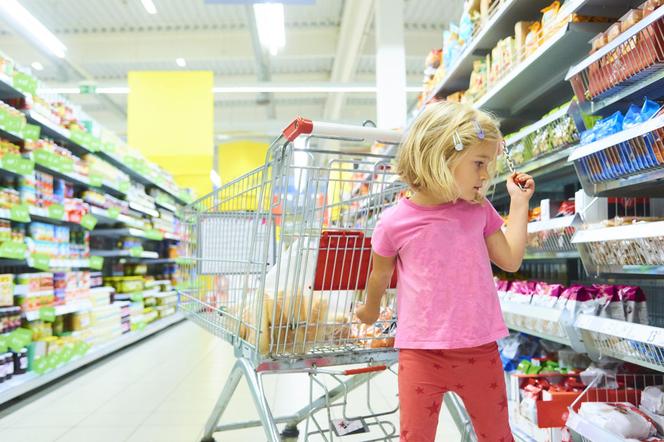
[177,118,481,441]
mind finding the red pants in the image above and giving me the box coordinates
[398,342,513,442]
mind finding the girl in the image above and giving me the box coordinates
[357,101,535,442]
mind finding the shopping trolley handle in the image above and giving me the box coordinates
[342,365,388,376]
[282,117,403,145]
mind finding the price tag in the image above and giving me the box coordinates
[33,149,54,168]
[129,246,143,258]
[130,292,144,302]
[89,256,104,270]
[9,204,30,222]
[47,204,65,220]
[12,72,37,96]
[107,207,120,219]
[39,306,56,322]
[57,156,74,174]
[45,352,58,370]
[0,335,7,353]
[175,257,193,265]
[119,181,130,194]
[73,341,91,357]
[89,173,104,187]
[135,321,147,332]
[61,345,74,363]
[31,253,51,271]
[80,214,97,230]
[22,124,41,141]
[0,240,27,259]
[145,229,163,241]
[89,138,102,153]
[8,328,32,351]
[70,129,90,150]
[33,357,48,375]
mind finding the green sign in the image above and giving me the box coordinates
[47,204,65,220]
[61,346,74,363]
[45,352,58,370]
[79,84,96,95]
[73,341,90,357]
[12,71,38,96]
[90,256,104,270]
[80,214,97,230]
[134,321,147,332]
[10,204,30,222]
[56,156,74,174]
[175,257,193,265]
[89,138,102,152]
[39,306,56,322]
[129,246,144,258]
[0,335,7,353]
[34,149,54,167]
[102,142,116,154]
[31,253,51,271]
[130,292,144,302]
[145,229,163,241]
[119,181,130,193]
[0,240,27,259]
[70,129,90,149]
[22,124,41,141]
[89,173,104,187]
[3,153,34,176]
[33,357,48,375]
[107,207,120,219]
[8,328,32,352]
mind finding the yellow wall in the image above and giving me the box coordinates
[127,71,214,197]
[217,140,269,184]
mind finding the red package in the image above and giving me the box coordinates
[594,284,626,321]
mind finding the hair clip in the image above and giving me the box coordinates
[474,119,485,140]
[453,130,464,151]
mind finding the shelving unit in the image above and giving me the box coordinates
[0,312,184,406]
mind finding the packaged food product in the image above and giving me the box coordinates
[620,9,644,33]
[525,22,542,57]
[540,2,561,37]
[515,21,536,60]
[590,31,607,53]
[579,402,656,439]
[605,22,623,43]
[619,285,649,325]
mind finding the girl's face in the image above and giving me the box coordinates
[453,141,497,202]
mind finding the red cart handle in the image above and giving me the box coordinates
[342,365,387,376]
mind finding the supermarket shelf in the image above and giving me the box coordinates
[0,74,27,100]
[91,228,178,242]
[23,299,93,321]
[565,0,645,17]
[0,127,24,145]
[527,214,579,234]
[0,312,184,406]
[155,199,178,213]
[423,0,549,101]
[476,23,606,131]
[572,221,664,243]
[27,206,82,227]
[575,314,664,372]
[23,111,89,158]
[135,258,178,265]
[128,201,159,218]
[505,104,570,147]
[583,167,664,198]
[47,258,90,269]
[524,251,580,260]
[95,150,188,206]
[146,279,172,288]
[89,206,144,229]
[91,249,159,259]
[499,298,573,346]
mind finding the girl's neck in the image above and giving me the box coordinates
[409,191,453,207]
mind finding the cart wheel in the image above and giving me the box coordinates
[200,437,216,442]
[280,424,299,441]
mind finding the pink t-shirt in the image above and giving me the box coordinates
[371,197,509,349]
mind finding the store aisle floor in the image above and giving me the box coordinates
[0,321,462,442]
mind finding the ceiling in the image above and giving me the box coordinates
[0,0,463,139]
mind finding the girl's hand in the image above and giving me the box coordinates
[355,303,380,325]
[507,172,535,203]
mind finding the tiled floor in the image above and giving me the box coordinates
[0,321,463,441]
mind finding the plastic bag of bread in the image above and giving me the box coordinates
[621,9,644,33]
[590,32,607,53]
[525,22,542,57]
[540,1,561,38]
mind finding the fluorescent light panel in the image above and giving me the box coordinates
[253,2,285,56]
[176,58,186,67]
[0,0,66,58]
[31,62,44,71]
[39,85,422,95]
[141,0,157,14]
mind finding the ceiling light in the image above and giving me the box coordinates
[176,58,186,67]
[253,2,285,56]
[96,87,130,94]
[0,1,67,58]
[141,0,157,14]
[31,62,44,71]
[209,169,222,188]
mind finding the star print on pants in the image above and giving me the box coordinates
[433,363,442,370]
[467,358,476,365]
[415,386,424,395]
[425,400,440,417]
[455,383,465,390]
[402,430,409,440]
[489,382,498,390]
[498,398,507,411]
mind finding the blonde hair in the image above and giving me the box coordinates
[397,101,502,203]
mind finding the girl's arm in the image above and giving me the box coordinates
[356,252,396,324]
[485,172,535,273]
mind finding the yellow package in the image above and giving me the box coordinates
[541,1,561,35]
[525,22,542,57]
[515,21,536,60]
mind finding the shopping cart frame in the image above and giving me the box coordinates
[178,117,478,441]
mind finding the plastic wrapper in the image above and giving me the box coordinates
[642,386,664,415]
[579,402,657,439]
[619,285,649,325]
[560,285,600,320]
[595,284,627,321]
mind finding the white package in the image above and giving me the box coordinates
[642,386,664,415]
[579,402,657,440]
